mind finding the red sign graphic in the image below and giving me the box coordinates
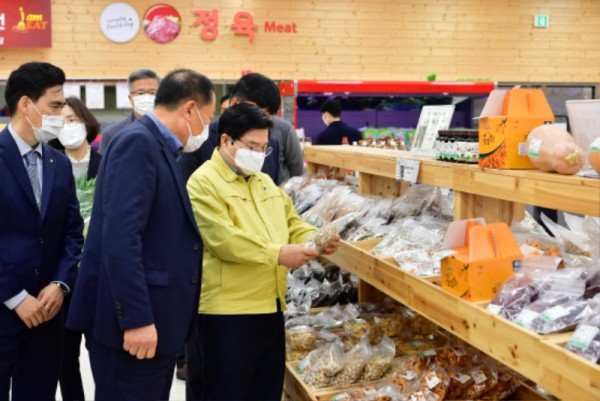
[0,0,52,48]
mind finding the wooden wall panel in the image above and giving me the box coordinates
[0,0,598,82]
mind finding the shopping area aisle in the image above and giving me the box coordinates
[56,343,186,400]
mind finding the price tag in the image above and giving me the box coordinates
[541,305,569,323]
[426,373,441,389]
[396,158,421,183]
[567,324,599,350]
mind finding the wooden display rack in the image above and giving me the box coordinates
[284,145,600,401]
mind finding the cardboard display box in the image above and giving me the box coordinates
[478,88,555,169]
[441,219,523,301]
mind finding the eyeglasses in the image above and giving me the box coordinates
[130,90,157,96]
[233,139,273,157]
[64,116,81,125]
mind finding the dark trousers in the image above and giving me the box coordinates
[0,319,62,401]
[187,312,285,401]
[88,338,176,401]
[59,294,85,401]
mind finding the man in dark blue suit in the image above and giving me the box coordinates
[179,73,284,185]
[0,62,84,400]
[67,69,214,400]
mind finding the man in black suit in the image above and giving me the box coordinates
[0,62,84,401]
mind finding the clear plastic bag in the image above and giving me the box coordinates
[566,298,600,363]
[306,224,338,253]
[286,325,317,351]
[531,299,594,334]
[303,186,354,227]
[302,340,346,388]
[331,337,372,387]
[486,272,545,320]
[361,336,396,382]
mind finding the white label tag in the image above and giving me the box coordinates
[568,324,599,350]
[452,373,471,384]
[516,309,539,327]
[541,305,570,323]
[426,374,441,389]
[420,349,437,357]
[395,158,421,184]
[527,139,543,158]
[473,371,487,384]
[487,304,502,315]
[401,370,418,381]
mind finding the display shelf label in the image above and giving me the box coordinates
[567,324,599,350]
[411,105,455,157]
[395,158,420,183]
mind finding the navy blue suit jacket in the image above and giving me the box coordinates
[0,127,84,336]
[66,116,203,357]
[178,119,281,184]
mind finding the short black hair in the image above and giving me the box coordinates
[229,73,281,116]
[218,103,273,141]
[154,69,215,110]
[65,97,101,144]
[127,69,160,91]
[320,99,342,117]
[5,62,66,116]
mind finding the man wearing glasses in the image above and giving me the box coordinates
[99,69,160,154]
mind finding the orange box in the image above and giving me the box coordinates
[441,220,523,301]
[478,88,555,169]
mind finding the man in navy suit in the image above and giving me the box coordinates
[0,62,84,400]
[67,69,214,400]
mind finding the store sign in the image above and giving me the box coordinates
[143,4,182,44]
[0,0,52,48]
[99,3,140,43]
[193,8,297,42]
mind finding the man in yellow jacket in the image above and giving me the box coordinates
[187,103,339,401]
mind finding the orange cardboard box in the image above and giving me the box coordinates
[478,88,555,169]
[441,220,523,301]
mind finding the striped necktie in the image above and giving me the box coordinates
[25,150,42,209]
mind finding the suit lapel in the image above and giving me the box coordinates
[0,128,39,212]
[40,144,56,220]
[140,118,200,235]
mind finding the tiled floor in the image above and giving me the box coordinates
[56,342,187,401]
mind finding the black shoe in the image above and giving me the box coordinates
[176,364,187,381]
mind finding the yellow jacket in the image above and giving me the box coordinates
[187,150,315,314]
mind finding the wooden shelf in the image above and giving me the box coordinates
[297,146,600,401]
[322,241,600,401]
[304,145,600,217]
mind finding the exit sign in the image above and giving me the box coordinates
[534,15,549,28]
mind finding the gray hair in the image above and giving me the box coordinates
[127,69,160,92]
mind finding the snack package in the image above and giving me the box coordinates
[445,367,475,400]
[566,299,600,363]
[331,337,372,387]
[401,366,450,401]
[461,360,499,399]
[378,314,405,337]
[303,185,354,227]
[286,325,317,351]
[361,336,396,382]
[431,346,469,368]
[531,299,594,334]
[486,272,545,320]
[305,224,338,253]
[480,367,522,400]
[302,340,346,388]
[389,354,429,388]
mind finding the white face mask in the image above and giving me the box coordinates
[59,123,87,150]
[234,146,266,175]
[133,94,155,116]
[322,115,329,126]
[26,102,64,143]
[183,106,209,153]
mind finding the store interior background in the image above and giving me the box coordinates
[0,0,598,135]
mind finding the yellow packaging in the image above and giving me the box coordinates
[441,220,523,301]
[478,88,555,169]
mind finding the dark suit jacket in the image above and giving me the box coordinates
[316,121,363,145]
[66,116,203,357]
[98,114,135,154]
[178,119,281,184]
[0,127,84,336]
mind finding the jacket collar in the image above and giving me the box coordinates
[210,148,245,183]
